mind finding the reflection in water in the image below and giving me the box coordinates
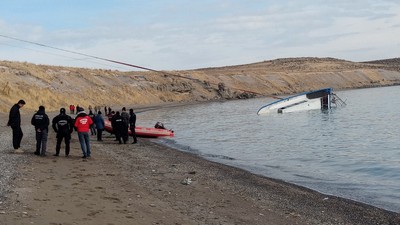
[138,86,400,212]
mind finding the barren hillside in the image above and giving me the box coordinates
[0,57,399,113]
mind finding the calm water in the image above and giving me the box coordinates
[137,86,400,212]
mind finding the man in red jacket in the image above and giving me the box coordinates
[74,109,93,158]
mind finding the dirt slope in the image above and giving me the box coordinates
[0,57,399,113]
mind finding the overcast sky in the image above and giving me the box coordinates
[0,0,399,71]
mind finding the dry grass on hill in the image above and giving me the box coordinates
[0,57,399,113]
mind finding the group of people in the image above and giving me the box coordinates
[110,107,137,144]
[7,100,137,159]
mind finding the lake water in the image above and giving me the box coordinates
[137,86,400,212]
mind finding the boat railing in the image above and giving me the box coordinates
[332,93,347,107]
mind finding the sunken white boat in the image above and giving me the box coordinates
[257,88,344,115]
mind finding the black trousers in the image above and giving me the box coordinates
[130,127,137,143]
[56,134,71,156]
[121,125,129,144]
[11,126,23,149]
[96,128,103,141]
[115,130,122,144]
[35,129,48,155]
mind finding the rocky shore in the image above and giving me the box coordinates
[0,111,399,225]
[0,57,399,224]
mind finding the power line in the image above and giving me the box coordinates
[0,34,162,72]
[0,34,267,96]
[0,41,127,70]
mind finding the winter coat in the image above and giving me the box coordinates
[93,114,105,130]
[121,111,130,126]
[74,112,93,133]
[129,113,136,129]
[31,108,50,131]
[111,114,124,132]
[52,113,74,137]
[7,104,21,128]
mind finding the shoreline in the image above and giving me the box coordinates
[0,99,399,224]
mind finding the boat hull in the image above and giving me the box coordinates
[104,120,174,138]
[257,88,333,115]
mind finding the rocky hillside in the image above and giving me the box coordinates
[362,58,400,71]
[0,57,399,113]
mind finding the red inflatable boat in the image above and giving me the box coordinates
[104,120,174,138]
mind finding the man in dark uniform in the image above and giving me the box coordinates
[52,108,74,156]
[31,105,50,156]
[7,99,25,153]
[111,111,124,144]
[129,108,137,144]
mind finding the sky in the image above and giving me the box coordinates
[0,0,399,71]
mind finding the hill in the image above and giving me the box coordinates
[0,57,399,113]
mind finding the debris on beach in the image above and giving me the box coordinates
[181,177,192,185]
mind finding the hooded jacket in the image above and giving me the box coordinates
[31,107,50,131]
[111,112,124,131]
[74,111,93,132]
[93,113,105,130]
[52,108,74,136]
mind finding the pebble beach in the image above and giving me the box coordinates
[0,112,399,225]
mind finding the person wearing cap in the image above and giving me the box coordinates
[52,108,74,156]
[7,99,26,153]
[31,105,50,156]
[74,109,93,158]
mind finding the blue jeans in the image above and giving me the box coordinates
[35,129,48,155]
[78,132,91,157]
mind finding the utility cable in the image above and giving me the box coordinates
[0,34,269,96]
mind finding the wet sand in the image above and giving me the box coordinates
[0,112,399,225]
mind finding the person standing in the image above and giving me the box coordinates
[7,99,26,153]
[74,110,93,158]
[93,111,105,141]
[70,104,75,114]
[88,110,97,136]
[111,111,124,144]
[52,108,74,156]
[129,108,137,144]
[31,106,50,156]
[107,110,115,121]
[120,107,130,144]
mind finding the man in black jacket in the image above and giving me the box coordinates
[31,105,50,156]
[52,108,74,156]
[7,99,25,153]
[129,108,137,144]
[111,111,124,144]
